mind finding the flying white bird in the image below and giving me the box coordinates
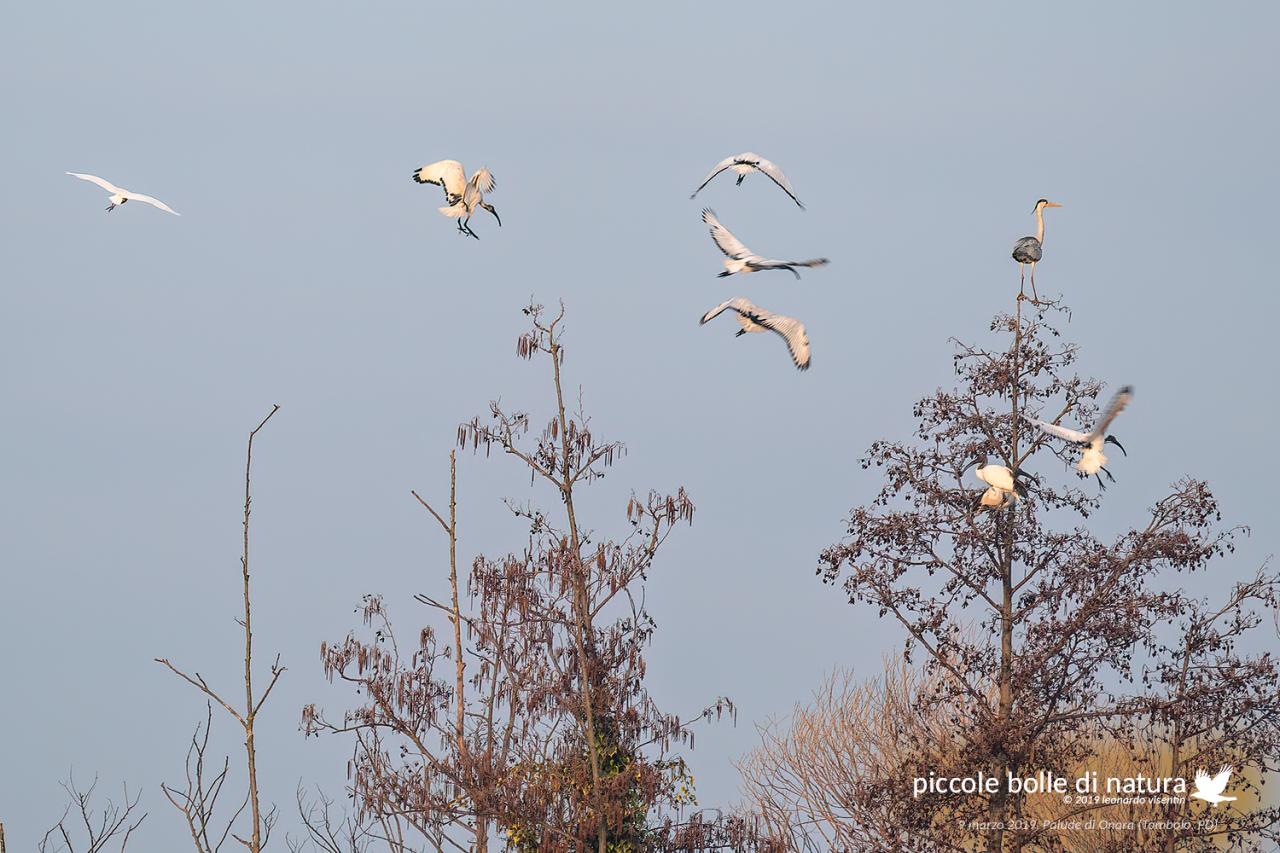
[965,457,1038,503]
[1012,198,1062,303]
[1023,386,1133,486]
[411,160,500,239]
[701,209,828,279]
[700,297,811,371]
[1190,767,1237,807]
[66,172,180,215]
[690,153,805,209]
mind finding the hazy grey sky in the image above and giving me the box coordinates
[3,2,1278,847]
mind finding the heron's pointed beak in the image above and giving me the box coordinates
[1046,202,1063,208]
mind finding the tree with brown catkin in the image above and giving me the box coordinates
[38,773,147,853]
[815,298,1280,851]
[157,405,284,853]
[307,302,774,853]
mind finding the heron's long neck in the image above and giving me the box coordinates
[1035,208,1045,244]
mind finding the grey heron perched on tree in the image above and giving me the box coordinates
[411,159,500,239]
[1012,198,1062,302]
[689,152,805,209]
[1023,385,1133,487]
[701,209,828,279]
[65,172,180,215]
[700,297,811,371]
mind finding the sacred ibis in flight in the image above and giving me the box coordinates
[689,153,805,209]
[1023,386,1133,487]
[700,297,811,371]
[412,160,500,239]
[701,209,828,279]
[66,172,180,215]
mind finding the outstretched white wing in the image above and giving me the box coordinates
[754,257,829,273]
[689,155,738,198]
[1022,415,1089,444]
[412,159,467,200]
[752,156,804,209]
[66,172,122,194]
[468,166,495,194]
[1089,385,1133,443]
[700,297,811,371]
[124,191,180,215]
[1206,767,1233,796]
[701,208,752,259]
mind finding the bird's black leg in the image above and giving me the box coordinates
[736,174,745,186]
[106,203,115,212]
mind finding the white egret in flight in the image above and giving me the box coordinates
[66,172,180,215]
[1023,386,1133,487]
[690,153,805,209]
[702,209,828,279]
[1012,199,1062,302]
[700,297,811,371]
[412,160,500,239]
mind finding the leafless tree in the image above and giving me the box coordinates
[738,660,966,851]
[308,303,767,853]
[161,702,249,853]
[738,654,1272,852]
[816,300,1280,851]
[285,786,417,853]
[157,405,284,852]
[38,773,147,853]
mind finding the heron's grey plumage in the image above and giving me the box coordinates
[1011,236,1042,264]
[1012,199,1061,301]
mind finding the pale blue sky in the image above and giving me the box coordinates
[3,2,1278,848]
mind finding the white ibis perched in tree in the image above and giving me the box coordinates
[701,209,828,279]
[65,172,180,215]
[689,152,805,209]
[1012,198,1062,302]
[1023,386,1133,487]
[700,297,811,371]
[964,457,1039,507]
[411,160,500,239]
